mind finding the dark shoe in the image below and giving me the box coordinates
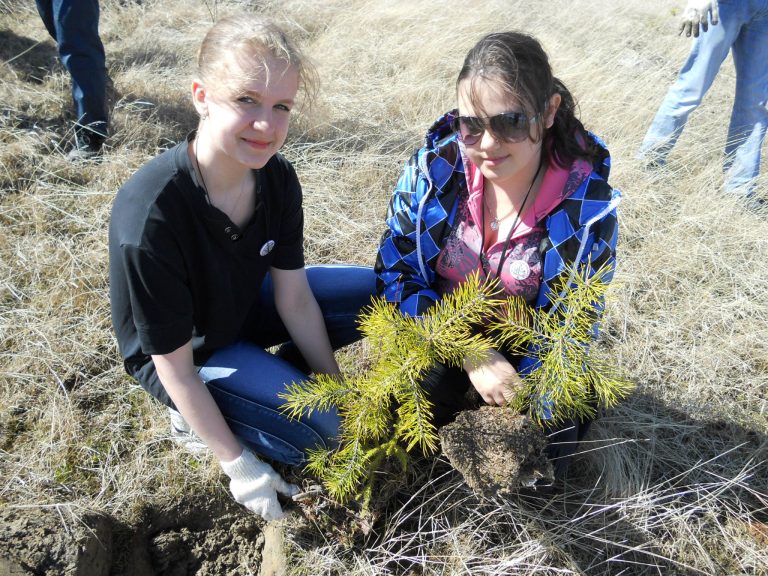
[638,153,667,172]
[67,130,105,162]
[514,477,560,501]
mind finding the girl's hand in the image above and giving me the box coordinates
[463,349,524,406]
[221,448,299,522]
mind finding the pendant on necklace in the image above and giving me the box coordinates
[509,259,531,280]
[490,218,500,231]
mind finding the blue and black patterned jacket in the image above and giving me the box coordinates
[374,111,621,375]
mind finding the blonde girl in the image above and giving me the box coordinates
[110,15,374,520]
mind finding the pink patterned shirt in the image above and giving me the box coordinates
[435,156,592,303]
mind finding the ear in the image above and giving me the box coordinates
[191,79,209,118]
[544,93,562,129]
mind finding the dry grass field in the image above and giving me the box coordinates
[1,0,767,574]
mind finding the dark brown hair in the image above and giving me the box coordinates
[457,31,599,167]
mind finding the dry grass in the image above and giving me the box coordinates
[1,0,766,574]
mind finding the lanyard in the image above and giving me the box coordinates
[480,158,543,280]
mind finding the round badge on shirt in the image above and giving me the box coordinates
[508,259,531,281]
[259,240,275,257]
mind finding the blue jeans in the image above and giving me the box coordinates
[36,0,108,137]
[638,0,768,194]
[198,265,376,466]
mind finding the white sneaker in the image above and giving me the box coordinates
[168,408,209,455]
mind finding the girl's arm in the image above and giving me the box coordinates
[152,342,242,462]
[374,152,444,318]
[153,342,299,521]
[270,266,340,376]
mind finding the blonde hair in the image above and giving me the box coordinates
[196,13,318,112]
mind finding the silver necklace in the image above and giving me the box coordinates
[481,158,544,280]
[484,196,516,232]
[193,136,249,217]
[483,160,543,232]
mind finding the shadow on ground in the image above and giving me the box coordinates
[0,29,58,84]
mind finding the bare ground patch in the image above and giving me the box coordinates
[0,496,265,576]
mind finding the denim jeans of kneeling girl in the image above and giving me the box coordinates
[197,265,376,465]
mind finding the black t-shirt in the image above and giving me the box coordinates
[109,134,304,406]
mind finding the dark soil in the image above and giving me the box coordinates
[0,495,265,576]
[1,408,554,575]
[439,407,553,498]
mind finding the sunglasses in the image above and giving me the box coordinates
[451,110,539,145]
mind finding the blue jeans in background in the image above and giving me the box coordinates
[36,0,108,138]
[638,0,768,195]
[199,265,376,465]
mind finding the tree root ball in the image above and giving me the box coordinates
[439,407,554,498]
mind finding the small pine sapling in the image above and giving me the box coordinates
[281,265,632,503]
[489,262,634,425]
[280,273,500,504]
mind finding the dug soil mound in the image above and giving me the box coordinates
[439,407,553,498]
[0,495,266,576]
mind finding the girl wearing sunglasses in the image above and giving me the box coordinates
[375,31,621,481]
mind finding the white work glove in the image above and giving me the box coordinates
[220,448,299,521]
[679,0,719,37]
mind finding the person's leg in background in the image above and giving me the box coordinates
[722,2,768,197]
[35,0,108,160]
[638,5,739,165]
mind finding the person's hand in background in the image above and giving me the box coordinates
[679,0,720,37]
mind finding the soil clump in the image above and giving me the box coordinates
[439,406,553,498]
